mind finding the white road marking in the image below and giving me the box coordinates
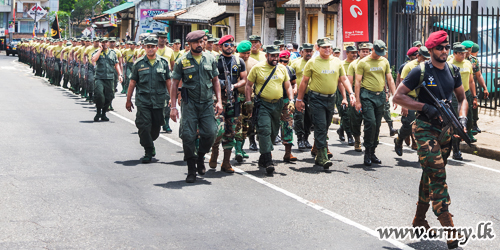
[379,142,500,174]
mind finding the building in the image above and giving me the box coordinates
[12,0,60,39]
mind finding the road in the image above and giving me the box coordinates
[1,55,498,249]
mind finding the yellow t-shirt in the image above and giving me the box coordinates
[447,55,454,62]
[123,48,135,63]
[250,51,266,62]
[356,56,391,92]
[192,54,202,64]
[347,58,360,77]
[86,46,99,63]
[80,46,88,62]
[303,56,346,95]
[451,59,473,92]
[53,45,64,59]
[400,59,420,98]
[173,50,183,61]
[113,48,122,60]
[72,45,82,61]
[157,46,174,62]
[291,58,310,93]
[247,61,290,100]
[62,45,72,60]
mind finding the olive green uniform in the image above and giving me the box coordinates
[130,56,170,151]
[347,59,363,137]
[172,51,219,161]
[92,49,118,110]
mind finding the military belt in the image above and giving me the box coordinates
[361,88,384,95]
[309,90,335,98]
[260,97,282,104]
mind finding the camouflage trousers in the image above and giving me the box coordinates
[280,98,294,145]
[413,118,452,217]
[213,99,240,150]
[235,93,250,142]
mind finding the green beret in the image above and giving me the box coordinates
[472,43,480,53]
[461,40,474,48]
[186,30,206,42]
[157,31,168,37]
[236,40,251,53]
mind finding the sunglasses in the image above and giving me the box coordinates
[223,43,234,48]
[280,60,289,63]
[434,44,451,51]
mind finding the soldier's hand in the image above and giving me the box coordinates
[245,101,254,114]
[170,107,179,122]
[349,94,356,107]
[355,102,362,113]
[295,100,304,113]
[126,100,134,112]
[119,75,123,83]
[484,90,490,99]
[473,98,478,109]
[215,101,223,116]
[401,107,408,117]
[288,101,295,113]
[341,98,348,107]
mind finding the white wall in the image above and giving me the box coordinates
[317,11,325,39]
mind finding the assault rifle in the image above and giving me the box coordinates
[418,82,472,147]
[221,59,234,107]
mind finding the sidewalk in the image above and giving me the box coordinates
[332,106,500,162]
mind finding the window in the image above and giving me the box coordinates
[20,21,35,33]
[0,13,4,29]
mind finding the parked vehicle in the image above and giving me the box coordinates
[6,39,21,56]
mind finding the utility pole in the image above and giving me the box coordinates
[246,0,253,39]
[300,0,306,44]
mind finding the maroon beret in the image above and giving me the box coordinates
[425,31,449,49]
[407,47,419,56]
[279,50,290,58]
[186,30,206,42]
[218,35,234,45]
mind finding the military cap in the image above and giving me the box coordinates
[453,41,462,47]
[472,43,480,53]
[206,34,216,42]
[407,47,419,56]
[99,37,109,42]
[109,37,116,42]
[461,40,474,48]
[418,46,430,58]
[168,43,173,46]
[126,41,133,45]
[237,40,251,53]
[157,31,168,37]
[173,39,181,44]
[332,47,341,53]
[453,44,467,53]
[143,36,158,45]
[219,34,234,45]
[186,30,206,42]
[412,41,422,47]
[273,40,284,46]
[425,30,448,49]
[264,45,280,54]
[248,35,261,41]
[66,42,72,46]
[346,45,358,52]
[215,38,220,43]
[373,40,387,56]
[299,46,303,51]
[185,42,189,46]
[317,38,331,47]
[358,42,372,50]
[302,43,314,50]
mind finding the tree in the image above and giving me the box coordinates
[71,0,100,26]
[60,0,77,13]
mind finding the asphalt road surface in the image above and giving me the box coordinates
[1,55,499,250]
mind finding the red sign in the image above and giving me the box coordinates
[342,0,369,42]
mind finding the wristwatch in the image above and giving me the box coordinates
[474,95,479,99]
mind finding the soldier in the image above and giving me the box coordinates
[109,38,124,111]
[332,47,341,58]
[290,43,314,150]
[412,41,422,48]
[208,35,247,172]
[85,38,100,103]
[79,38,90,99]
[462,41,489,135]
[156,32,175,134]
[336,45,358,146]
[273,40,285,51]
[296,38,355,169]
[249,35,266,62]
[278,50,298,162]
[126,36,171,163]
[91,37,123,122]
[206,34,218,56]
[172,39,184,62]
[122,41,136,95]
[245,45,294,174]
[184,42,190,52]
[393,31,468,249]
[347,43,371,152]
[60,41,72,89]
[170,30,223,183]
[394,46,430,155]
[234,40,258,158]
[51,39,64,86]
[70,39,83,94]
[354,40,396,166]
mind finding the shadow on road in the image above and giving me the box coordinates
[114,159,159,166]
[79,120,96,123]
[154,178,211,189]
[160,160,186,166]
[289,166,350,175]
[347,163,393,171]
[406,240,450,249]
[395,157,421,168]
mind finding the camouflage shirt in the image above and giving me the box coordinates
[468,55,481,74]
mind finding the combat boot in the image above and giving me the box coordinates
[209,145,219,169]
[283,144,297,162]
[388,121,398,136]
[346,132,354,146]
[235,141,244,163]
[162,117,172,133]
[337,125,345,141]
[310,142,318,156]
[264,153,275,174]
[197,152,206,175]
[304,135,313,148]
[297,135,306,150]
[221,149,235,173]
[141,147,154,163]
[258,154,265,168]
[364,148,372,166]
[249,135,258,151]
[371,147,382,164]
[94,108,102,122]
[240,140,249,158]
[412,202,431,230]
[108,104,114,111]
[101,108,110,122]
[452,140,463,161]
[395,136,404,156]
[354,135,362,152]
[327,145,333,159]
[186,159,197,183]
[273,135,281,145]
[437,212,466,249]
[472,124,481,134]
[315,148,333,170]
[467,130,477,143]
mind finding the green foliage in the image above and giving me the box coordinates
[59,0,77,13]
[72,0,100,25]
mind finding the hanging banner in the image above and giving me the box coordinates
[342,0,369,42]
[139,9,169,35]
[239,0,247,27]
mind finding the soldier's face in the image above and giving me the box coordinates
[319,46,332,57]
[239,51,250,61]
[190,39,204,53]
[173,43,181,50]
[303,49,313,60]
[266,53,279,66]
[145,45,157,57]
[110,42,116,48]
[359,49,370,59]
[101,42,109,49]
[347,51,358,60]
[221,42,234,55]
[251,41,261,53]
[206,41,214,51]
[430,42,450,63]
[93,41,99,47]
[454,51,466,62]
[333,52,340,57]
[158,36,167,46]
[466,47,472,57]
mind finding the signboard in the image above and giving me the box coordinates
[170,0,184,11]
[139,9,169,35]
[28,5,47,22]
[0,29,5,37]
[343,42,355,50]
[406,0,416,12]
[342,0,369,42]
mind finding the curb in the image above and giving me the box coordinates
[460,143,500,162]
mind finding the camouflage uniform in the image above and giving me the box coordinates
[280,98,294,145]
[235,93,250,142]
[469,55,481,128]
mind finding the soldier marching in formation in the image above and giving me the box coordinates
[17,28,488,248]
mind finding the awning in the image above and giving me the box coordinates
[176,0,228,24]
[103,2,135,14]
[282,0,338,8]
[153,9,187,21]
